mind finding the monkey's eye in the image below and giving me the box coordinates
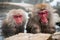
[38,12,40,15]
[18,15,22,17]
[13,15,22,18]
[13,16,18,18]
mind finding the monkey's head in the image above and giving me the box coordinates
[34,3,48,24]
[35,3,57,24]
[6,9,28,25]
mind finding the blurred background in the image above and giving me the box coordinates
[0,0,60,17]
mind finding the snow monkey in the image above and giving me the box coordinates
[26,3,56,34]
[2,9,28,37]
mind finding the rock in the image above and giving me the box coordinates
[52,32,60,40]
[29,33,52,40]
[5,33,52,40]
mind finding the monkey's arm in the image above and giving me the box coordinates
[26,18,41,33]
[2,21,15,37]
[47,26,56,34]
[47,13,56,34]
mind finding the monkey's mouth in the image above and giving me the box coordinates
[40,15,48,24]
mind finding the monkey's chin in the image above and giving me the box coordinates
[16,23,22,26]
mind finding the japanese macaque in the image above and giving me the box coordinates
[26,3,56,34]
[2,9,28,37]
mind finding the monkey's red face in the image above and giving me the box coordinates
[38,10,48,24]
[13,15,23,24]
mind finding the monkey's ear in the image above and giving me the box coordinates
[2,20,8,25]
